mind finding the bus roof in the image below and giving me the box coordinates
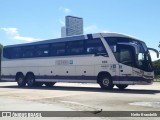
[4,33,143,48]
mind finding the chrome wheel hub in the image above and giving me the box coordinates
[103,79,109,86]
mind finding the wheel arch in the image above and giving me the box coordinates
[25,72,35,78]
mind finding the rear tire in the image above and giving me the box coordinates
[99,75,114,90]
[45,82,56,87]
[116,85,128,90]
[26,74,36,87]
[16,74,26,87]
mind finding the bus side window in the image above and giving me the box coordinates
[35,44,49,57]
[86,38,108,56]
[11,47,22,59]
[67,40,84,55]
[3,47,12,59]
[22,46,34,58]
[51,42,66,56]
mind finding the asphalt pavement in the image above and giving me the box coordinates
[0,82,160,120]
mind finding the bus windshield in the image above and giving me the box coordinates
[136,42,153,72]
[106,37,153,72]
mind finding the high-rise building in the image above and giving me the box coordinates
[61,16,83,37]
[61,26,66,38]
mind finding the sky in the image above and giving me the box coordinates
[0,0,160,60]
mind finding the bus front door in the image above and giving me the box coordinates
[117,44,135,84]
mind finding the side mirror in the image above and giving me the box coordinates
[148,48,159,58]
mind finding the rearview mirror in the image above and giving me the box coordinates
[148,48,159,58]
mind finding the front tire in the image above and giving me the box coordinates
[99,75,114,90]
[116,85,128,90]
[16,74,26,87]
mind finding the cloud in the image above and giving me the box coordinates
[59,7,71,14]
[1,28,17,35]
[64,8,71,14]
[84,25,109,34]
[13,36,38,42]
[1,28,39,42]
[58,19,65,26]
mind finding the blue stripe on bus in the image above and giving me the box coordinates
[0,75,15,79]
[36,75,97,80]
[0,75,97,81]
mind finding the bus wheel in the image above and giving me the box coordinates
[45,82,56,87]
[16,74,26,87]
[99,75,113,90]
[116,85,128,90]
[26,74,35,87]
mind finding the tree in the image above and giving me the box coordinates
[152,42,160,80]
[0,44,3,54]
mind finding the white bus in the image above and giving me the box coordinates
[0,33,159,90]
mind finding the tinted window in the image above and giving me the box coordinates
[11,47,22,58]
[106,37,138,67]
[35,44,49,57]
[86,39,107,55]
[67,41,84,55]
[22,46,34,58]
[106,37,117,53]
[51,43,66,56]
[120,48,132,63]
[106,37,139,53]
[106,37,139,62]
[3,48,11,59]
[4,47,22,59]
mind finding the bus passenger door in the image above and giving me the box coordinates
[117,44,135,84]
